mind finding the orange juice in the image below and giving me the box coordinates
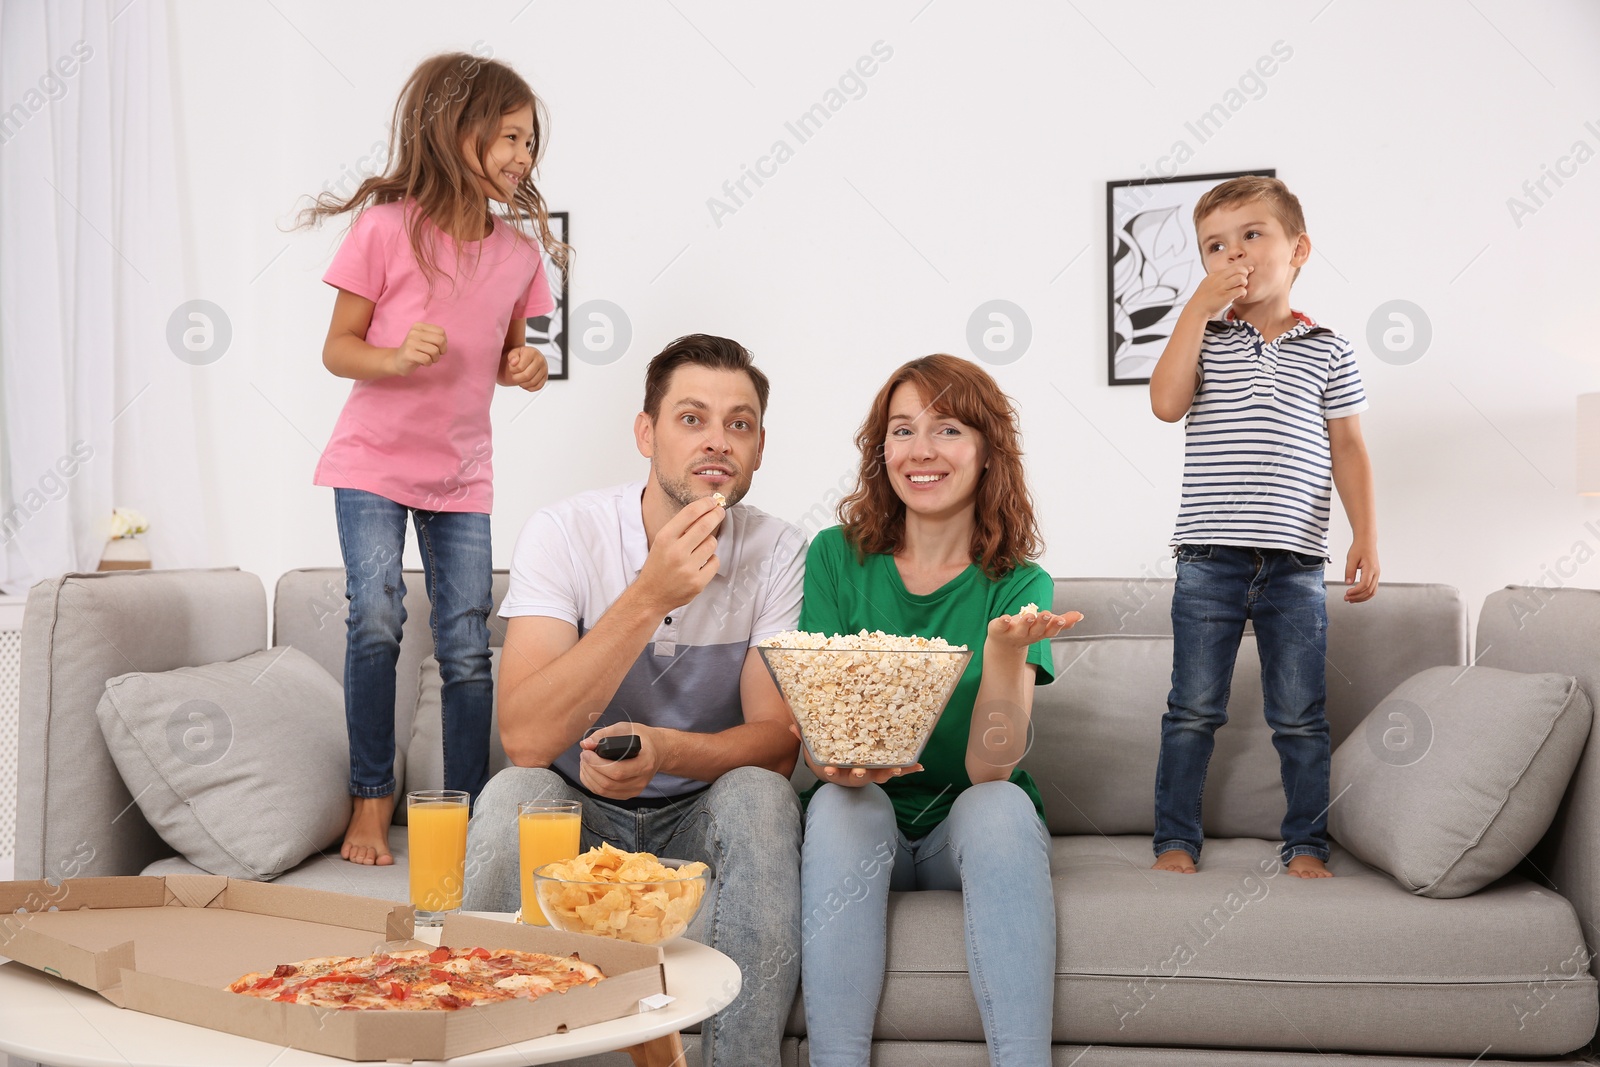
[519,809,581,924]
[408,801,469,915]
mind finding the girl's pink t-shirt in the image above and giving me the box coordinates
[314,201,555,513]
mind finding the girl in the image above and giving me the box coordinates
[798,355,1082,1065]
[301,51,569,865]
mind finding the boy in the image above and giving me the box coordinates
[1148,175,1378,879]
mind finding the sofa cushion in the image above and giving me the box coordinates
[97,647,351,880]
[865,836,1595,1055]
[796,1044,1565,1066]
[1329,665,1592,898]
[144,826,413,902]
[1475,585,1600,1008]
[1023,634,1285,840]
[404,650,511,796]
[17,568,267,881]
[272,568,513,786]
[1048,579,1470,756]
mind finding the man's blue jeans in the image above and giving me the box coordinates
[334,488,493,800]
[463,765,803,1067]
[1154,543,1331,864]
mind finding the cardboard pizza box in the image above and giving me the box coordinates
[0,875,666,1060]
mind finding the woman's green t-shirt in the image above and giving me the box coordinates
[798,525,1056,837]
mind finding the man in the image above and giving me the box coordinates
[463,334,805,1066]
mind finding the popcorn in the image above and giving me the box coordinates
[760,630,970,767]
[1018,602,1039,614]
[763,629,964,653]
[711,492,727,508]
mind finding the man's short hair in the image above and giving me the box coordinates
[642,334,771,423]
[1192,175,1307,238]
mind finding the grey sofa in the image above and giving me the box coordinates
[15,566,1600,1065]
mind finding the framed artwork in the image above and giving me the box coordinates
[1106,169,1274,386]
[524,210,569,380]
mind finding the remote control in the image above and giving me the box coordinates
[595,734,643,761]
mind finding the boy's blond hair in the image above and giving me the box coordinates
[1193,175,1307,281]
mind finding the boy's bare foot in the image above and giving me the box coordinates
[341,794,397,865]
[1286,855,1332,879]
[1152,850,1197,873]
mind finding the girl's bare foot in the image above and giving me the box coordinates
[1152,850,1197,873]
[341,794,397,865]
[1286,855,1332,879]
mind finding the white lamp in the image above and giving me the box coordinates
[1581,393,1600,496]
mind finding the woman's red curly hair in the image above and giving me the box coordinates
[838,354,1043,580]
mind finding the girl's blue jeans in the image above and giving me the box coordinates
[801,780,1055,1066]
[334,488,494,800]
[1153,543,1332,864]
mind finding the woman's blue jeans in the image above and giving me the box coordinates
[801,781,1055,1066]
[1153,543,1331,864]
[334,488,494,800]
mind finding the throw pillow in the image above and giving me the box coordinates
[1329,665,1592,898]
[95,646,351,880]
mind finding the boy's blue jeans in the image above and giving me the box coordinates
[334,488,494,800]
[1154,543,1331,864]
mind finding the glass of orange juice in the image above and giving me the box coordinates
[407,789,470,927]
[518,800,582,924]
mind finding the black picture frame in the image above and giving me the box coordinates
[1106,169,1275,386]
[524,210,569,380]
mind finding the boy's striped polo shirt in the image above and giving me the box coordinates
[1171,312,1368,559]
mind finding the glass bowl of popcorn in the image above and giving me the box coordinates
[534,843,711,945]
[758,630,973,769]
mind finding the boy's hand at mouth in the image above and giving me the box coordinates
[1190,264,1253,319]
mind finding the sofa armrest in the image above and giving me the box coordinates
[1477,586,1600,976]
[16,568,267,880]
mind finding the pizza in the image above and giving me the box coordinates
[227,944,605,1011]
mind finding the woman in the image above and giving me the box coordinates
[798,354,1081,1066]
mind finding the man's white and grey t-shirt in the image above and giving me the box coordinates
[500,481,806,800]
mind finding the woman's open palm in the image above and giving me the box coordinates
[987,608,1083,650]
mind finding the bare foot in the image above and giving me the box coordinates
[1286,855,1333,879]
[1152,850,1197,873]
[340,794,397,865]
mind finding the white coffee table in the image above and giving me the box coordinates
[0,913,739,1067]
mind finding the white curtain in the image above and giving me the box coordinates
[0,0,209,595]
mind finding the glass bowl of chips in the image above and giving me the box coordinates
[534,843,712,945]
[758,630,973,769]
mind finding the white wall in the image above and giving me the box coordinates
[166,0,1600,632]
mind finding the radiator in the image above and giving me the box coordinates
[0,596,22,875]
